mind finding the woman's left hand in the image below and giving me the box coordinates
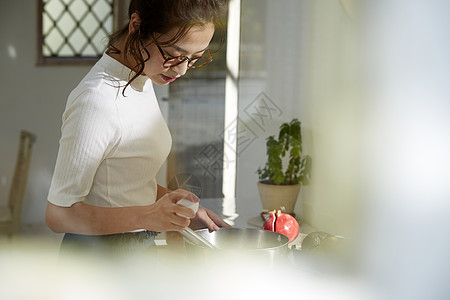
[189,206,231,231]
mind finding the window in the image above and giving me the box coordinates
[166,6,229,200]
[37,0,128,65]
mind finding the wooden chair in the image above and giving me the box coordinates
[0,130,36,236]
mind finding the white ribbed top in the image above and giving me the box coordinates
[48,53,172,207]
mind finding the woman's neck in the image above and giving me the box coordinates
[106,37,138,72]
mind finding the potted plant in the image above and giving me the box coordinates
[257,118,312,215]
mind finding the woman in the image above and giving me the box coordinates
[45,0,230,256]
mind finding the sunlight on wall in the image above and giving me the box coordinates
[222,0,241,225]
[7,44,17,60]
[297,0,361,239]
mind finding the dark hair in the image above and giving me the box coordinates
[107,0,228,94]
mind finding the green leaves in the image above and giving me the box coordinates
[257,118,312,185]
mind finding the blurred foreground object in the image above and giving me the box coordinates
[301,231,343,254]
[296,231,349,275]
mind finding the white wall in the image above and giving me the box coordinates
[236,0,311,225]
[0,1,92,225]
[296,0,361,237]
[236,0,360,237]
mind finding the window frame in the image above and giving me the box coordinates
[37,0,129,65]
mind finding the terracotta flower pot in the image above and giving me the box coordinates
[257,181,301,215]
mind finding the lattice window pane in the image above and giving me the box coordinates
[46,28,65,53]
[93,0,111,21]
[59,44,74,56]
[69,0,89,19]
[82,44,97,56]
[40,0,114,61]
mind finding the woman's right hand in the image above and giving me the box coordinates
[143,189,200,232]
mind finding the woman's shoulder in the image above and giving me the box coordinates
[67,70,123,108]
[71,67,120,96]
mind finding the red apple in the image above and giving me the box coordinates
[263,210,299,243]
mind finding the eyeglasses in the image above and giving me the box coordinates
[154,41,213,69]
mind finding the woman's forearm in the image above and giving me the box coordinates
[45,189,198,235]
[46,186,171,235]
[45,201,151,235]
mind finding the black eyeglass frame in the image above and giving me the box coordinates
[153,40,213,69]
